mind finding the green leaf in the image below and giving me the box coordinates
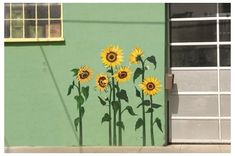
[81,107,85,118]
[154,117,163,132]
[101,113,111,123]
[74,117,80,131]
[112,101,120,114]
[82,86,89,100]
[135,118,144,130]
[133,68,143,82]
[116,121,125,130]
[146,56,157,69]
[107,69,112,73]
[152,103,161,109]
[146,108,154,113]
[135,87,141,98]
[98,96,106,105]
[71,68,79,76]
[137,100,150,108]
[116,89,128,103]
[125,106,137,116]
[67,84,74,96]
[74,95,84,105]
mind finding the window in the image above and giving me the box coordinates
[4,3,63,42]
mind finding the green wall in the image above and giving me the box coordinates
[5,3,166,146]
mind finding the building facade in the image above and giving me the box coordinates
[4,3,230,147]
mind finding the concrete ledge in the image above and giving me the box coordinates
[5,144,230,153]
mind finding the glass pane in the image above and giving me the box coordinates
[4,20,10,38]
[37,20,48,38]
[172,70,218,92]
[169,95,218,117]
[170,3,217,18]
[50,3,61,18]
[220,95,231,117]
[220,45,230,66]
[219,3,231,17]
[25,20,36,38]
[220,70,231,92]
[220,20,230,41]
[50,20,61,38]
[171,21,216,42]
[221,120,231,140]
[12,20,23,38]
[170,120,219,141]
[5,3,10,19]
[24,3,35,19]
[171,46,217,67]
[37,3,48,19]
[12,3,23,19]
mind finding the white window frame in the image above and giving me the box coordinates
[4,3,64,42]
[169,3,231,143]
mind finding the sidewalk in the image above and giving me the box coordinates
[5,144,230,153]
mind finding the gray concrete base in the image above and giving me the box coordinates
[4,144,230,153]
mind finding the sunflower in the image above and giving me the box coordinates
[96,74,109,91]
[129,47,144,64]
[139,77,161,96]
[77,66,93,83]
[113,66,132,83]
[101,45,123,68]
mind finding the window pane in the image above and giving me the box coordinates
[25,20,36,38]
[4,20,10,38]
[37,20,48,38]
[12,20,23,38]
[171,46,217,67]
[24,3,35,19]
[219,3,231,17]
[50,20,61,38]
[50,3,61,18]
[37,4,48,19]
[170,3,217,18]
[171,21,216,42]
[5,3,10,19]
[220,20,230,41]
[220,45,230,66]
[12,3,23,19]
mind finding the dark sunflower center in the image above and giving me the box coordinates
[79,70,89,79]
[146,82,155,91]
[118,71,128,79]
[98,77,107,87]
[106,51,117,62]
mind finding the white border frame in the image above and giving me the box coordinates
[169,3,231,143]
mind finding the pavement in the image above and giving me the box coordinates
[5,144,231,153]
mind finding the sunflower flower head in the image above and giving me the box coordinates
[101,45,123,68]
[129,47,144,64]
[113,66,132,83]
[139,76,161,96]
[77,65,93,83]
[96,74,109,91]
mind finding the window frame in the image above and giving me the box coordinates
[4,3,64,42]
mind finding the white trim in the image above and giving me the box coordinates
[171,92,231,95]
[171,116,231,120]
[171,67,231,70]
[4,38,65,42]
[170,42,231,46]
[170,17,231,21]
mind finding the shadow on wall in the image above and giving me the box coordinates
[168,83,179,142]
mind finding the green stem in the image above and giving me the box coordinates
[108,84,113,146]
[140,58,146,146]
[150,95,155,146]
[116,82,122,146]
[111,67,117,146]
[78,82,83,146]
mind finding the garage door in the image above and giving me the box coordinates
[168,3,231,143]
